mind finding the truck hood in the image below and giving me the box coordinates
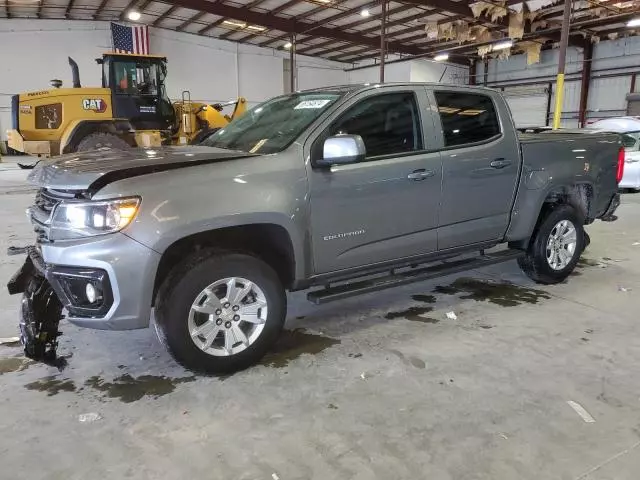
[28,146,255,193]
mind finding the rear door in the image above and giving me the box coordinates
[305,86,443,274]
[430,89,520,250]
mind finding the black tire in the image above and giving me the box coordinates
[189,128,220,145]
[75,132,131,152]
[155,251,286,374]
[517,204,585,284]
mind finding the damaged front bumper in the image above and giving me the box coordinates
[8,246,114,318]
[8,233,160,331]
[7,247,63,359]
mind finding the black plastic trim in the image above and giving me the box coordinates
[47,267,113,318]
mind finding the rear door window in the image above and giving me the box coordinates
[434,91,501,147]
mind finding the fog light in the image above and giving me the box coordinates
[85,283,97,304]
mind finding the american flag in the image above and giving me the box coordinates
[110,22,150,55]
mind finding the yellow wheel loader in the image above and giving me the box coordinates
[7,53,246,157]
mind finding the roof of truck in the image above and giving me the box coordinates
[300,83,495,94]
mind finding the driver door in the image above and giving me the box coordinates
[305,87,443,275]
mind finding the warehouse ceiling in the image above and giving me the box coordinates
[3,0,640,64]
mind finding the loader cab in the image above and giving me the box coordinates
[98,53,176,132]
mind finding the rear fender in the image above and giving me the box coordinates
[506,180,594,242]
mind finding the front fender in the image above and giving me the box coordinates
[94,153,310,280]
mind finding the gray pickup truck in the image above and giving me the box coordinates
[8,83,623,373]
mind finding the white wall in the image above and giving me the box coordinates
[346,58,469,85]
[347,62,412,84]
[0,19,348,139]
[477,36,640,127]
[409,59,469,85]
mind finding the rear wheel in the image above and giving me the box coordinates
[75,132,131,152]
[155,251,286,374]
[518,204,585,284]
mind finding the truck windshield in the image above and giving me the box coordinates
[203,92,343,154]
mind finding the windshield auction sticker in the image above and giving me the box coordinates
[294,99,332,110]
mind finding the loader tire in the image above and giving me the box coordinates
[75,132,131,152]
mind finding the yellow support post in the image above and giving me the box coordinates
[552,73,565,130]
[553,0,572,130]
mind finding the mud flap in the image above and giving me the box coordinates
[7,254,64,360]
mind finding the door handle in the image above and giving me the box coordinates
[490,158,512,169]
[407,169,435,181]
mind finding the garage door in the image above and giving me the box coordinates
[502,85,548,128]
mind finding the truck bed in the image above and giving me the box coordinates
[504,128,621,241]
[517,128,614,143]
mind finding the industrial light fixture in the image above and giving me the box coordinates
[434,53,449,61]
[492,39,513,51]
[223,20,247,28]
[627,18,640,27]
[360,8,370,17]
[127,10,141,21]
[283,42,293,49]
[247,25,266,31]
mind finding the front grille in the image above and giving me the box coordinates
[29,188,82,242]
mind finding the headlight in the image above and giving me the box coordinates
[50,197,140,240]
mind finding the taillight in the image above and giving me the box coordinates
[617,146,625,184]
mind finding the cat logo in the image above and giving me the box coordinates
[82,98,107,113]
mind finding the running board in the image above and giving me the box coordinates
[307,249,524,305]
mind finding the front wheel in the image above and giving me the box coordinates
[155,252,286,374]
[518,204,585,284]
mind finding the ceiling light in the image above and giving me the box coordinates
[492,40,513,51]
[360,8,370,17]
[223,20,247,28]
[127,10,141,21]
[247,25,266,31]
[283,42,292,49]
[434,53,449,61]
[628,18,640,27]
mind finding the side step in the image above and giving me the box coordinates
[307,249,524,305]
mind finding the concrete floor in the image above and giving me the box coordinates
[1,156,640,480]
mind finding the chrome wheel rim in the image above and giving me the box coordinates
[546,219,578,270]
[188,277,268,357]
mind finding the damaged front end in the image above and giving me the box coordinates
[7,246,64,360]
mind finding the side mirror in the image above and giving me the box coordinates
[316,134,366,167]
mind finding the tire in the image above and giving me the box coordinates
[517,204,585,284]
[75,132,131,152]
[189,128,220,145]
[155,251,286,374]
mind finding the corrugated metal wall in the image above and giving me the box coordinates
[476,36,640,127]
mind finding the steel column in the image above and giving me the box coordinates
[380,0,387,83]
[483,57,489,86]
[290,34,296,92]
[546,82,553,126]
[552,0,572,129]
[578,40,593,127]
[469,59,476,85]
